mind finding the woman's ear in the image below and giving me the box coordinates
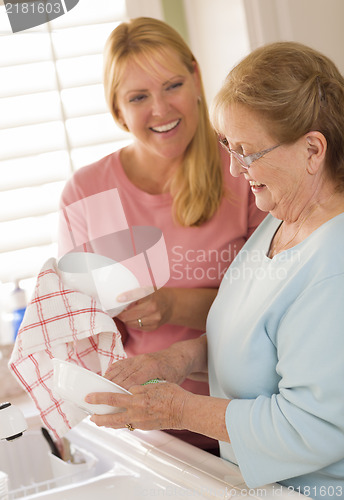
[306,131,327,175]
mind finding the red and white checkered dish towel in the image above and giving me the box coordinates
[9,257,126,439]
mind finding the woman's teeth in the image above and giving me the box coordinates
[249,181,265,188]
[151,119,180,133]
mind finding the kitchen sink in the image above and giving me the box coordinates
[0,410,307,499]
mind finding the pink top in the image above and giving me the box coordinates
[58,147,265,448]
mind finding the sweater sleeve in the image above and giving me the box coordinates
[227,273,344,488]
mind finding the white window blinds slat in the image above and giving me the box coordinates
[0,152,70,191]
[0,61,57,95]
[0,181,66,222]
[0,122,68,160]
[0,91,62,128]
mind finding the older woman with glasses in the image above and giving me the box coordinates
[58,17,265,454]
[86,41,344,497]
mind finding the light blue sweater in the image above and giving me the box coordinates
[207,213,344,499]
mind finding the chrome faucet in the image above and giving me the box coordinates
[0,402,27,441]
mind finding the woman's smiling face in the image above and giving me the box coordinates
[115,49,201,162]
[222,104,311,221]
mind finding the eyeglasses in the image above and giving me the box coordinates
[219,137,281,170]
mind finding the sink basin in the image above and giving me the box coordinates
[0,411,308,500]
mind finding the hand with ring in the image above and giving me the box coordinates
[116,288,174,331]
[86,381,190,433]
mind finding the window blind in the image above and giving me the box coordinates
[0,0,132,295]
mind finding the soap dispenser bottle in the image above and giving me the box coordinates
[9,281,27,341]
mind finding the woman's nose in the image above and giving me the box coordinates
[229,156,246,177]
[151,94,170,116]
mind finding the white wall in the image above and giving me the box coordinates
[183,0,251,106]
[183,0,344,105]
[126,0,164,19]
[243,0,344,74]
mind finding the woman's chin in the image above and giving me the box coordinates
[253,194,275,215]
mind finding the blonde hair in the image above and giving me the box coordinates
[103,17,223,226]
[212,41,344,190]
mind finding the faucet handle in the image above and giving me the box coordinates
[0,402,28,441]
